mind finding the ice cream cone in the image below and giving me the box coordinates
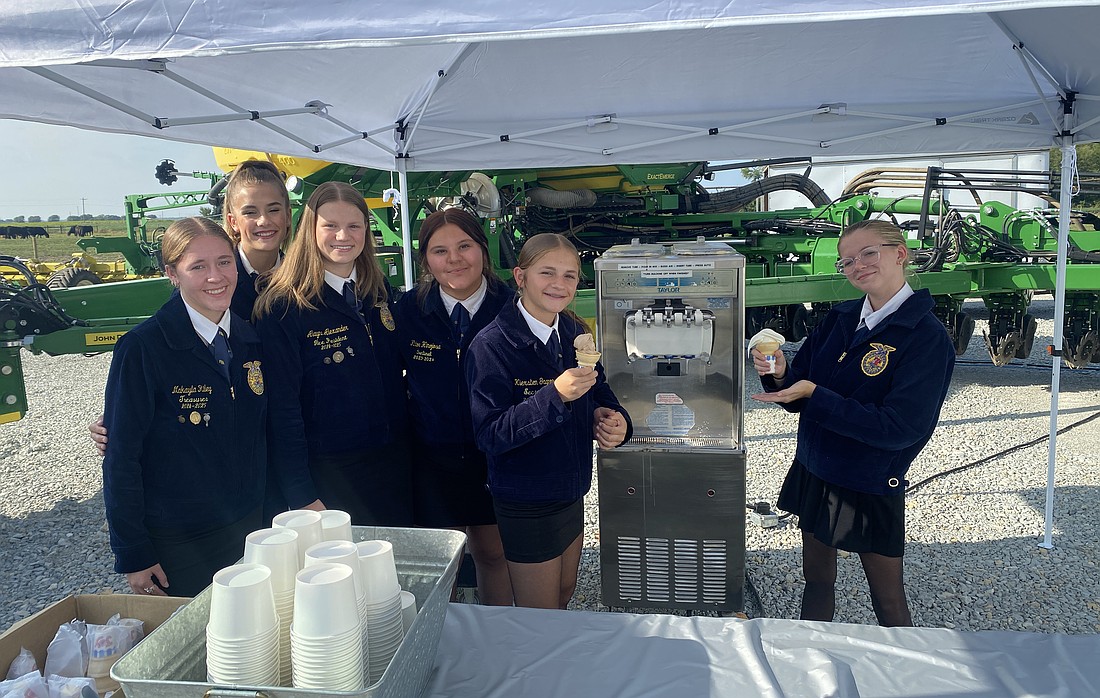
[576,351,602,368]
[573,333,600,367]
[756,340,781,357]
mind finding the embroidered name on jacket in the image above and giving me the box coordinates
[861,343,897,376]
[172,384,212,410]
[409,339,442,362]
[307,325,349,351]
[515,377,554,397]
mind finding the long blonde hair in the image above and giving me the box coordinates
[254,182,386,319]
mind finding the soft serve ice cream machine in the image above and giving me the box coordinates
[594,238,745,612]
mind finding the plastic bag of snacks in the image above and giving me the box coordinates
[43,624,86,679]
[4,648,38,681]
[0,671,49,698]
[46,675,96,698]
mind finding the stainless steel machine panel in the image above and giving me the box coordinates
[595,238,747,613]
[594,238,745,449]
[599,450,746,611]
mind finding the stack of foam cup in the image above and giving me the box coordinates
[290,563,363,691]
[205,564,281,686]
[271,510,323,566]
[242,527,300,686]
[319,509,353,542]
[399,590,417,634]
[303,540,368,682]
[356,540,405,684]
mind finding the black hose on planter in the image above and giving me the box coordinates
[206,176,229,208]
[696,174,831,212]
[525,187,598,209]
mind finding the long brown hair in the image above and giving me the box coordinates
[223,160,291,245]
[254,182,386,319]
[415,208,499,307]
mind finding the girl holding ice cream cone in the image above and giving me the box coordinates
[467,233,632,610]
[751,220,955,626]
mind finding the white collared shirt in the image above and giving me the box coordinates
[182,299,231,345]
[859,283,915,331]
[439,277,487,318]
[517,296,559,345]
[237,245,282,277]
[323,268,357,296]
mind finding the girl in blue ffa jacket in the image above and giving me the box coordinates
[395,208,515,606]
[102,218,267,598]
[91,161,294,518]
[254,181,413,526]
[222,159,292,318]
[467,233,632,610]
[752,220,955,627]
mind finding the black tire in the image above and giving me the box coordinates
[46,268,103,289]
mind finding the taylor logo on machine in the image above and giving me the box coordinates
[244,361,265,395]
[861,343,896,377]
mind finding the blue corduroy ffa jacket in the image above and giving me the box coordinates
[762,289,955,495]
[102,293,267,574]
[395,279,514,449]
[255,282,407,507]
[467,298,632,502]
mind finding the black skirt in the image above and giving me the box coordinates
[412,441,496,528]
[146,506,263,597]
[493,498,583,564]
[309,438,414,527]
[777,459,906,557]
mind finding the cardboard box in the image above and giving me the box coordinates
[0,594,189,680]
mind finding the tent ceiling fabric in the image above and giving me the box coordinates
[0,0,1098,171]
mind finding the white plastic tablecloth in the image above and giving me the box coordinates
[426,604,1100,697]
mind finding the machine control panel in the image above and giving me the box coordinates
[599,266,739,297]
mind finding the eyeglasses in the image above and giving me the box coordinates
[835,244,899,273]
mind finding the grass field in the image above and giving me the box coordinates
[0,221,133,263]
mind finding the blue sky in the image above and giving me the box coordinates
[0,120,219,220]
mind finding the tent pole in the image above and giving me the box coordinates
[1040,140,1075,550]
[397,159,415,292]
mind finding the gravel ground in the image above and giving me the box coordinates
[2,298,1098,635]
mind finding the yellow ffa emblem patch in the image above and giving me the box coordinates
[189,411,202,425]
[244,361,264,395]
[378,302,396,331]
[861,343,896,376]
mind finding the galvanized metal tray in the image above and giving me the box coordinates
[112,526,466,698]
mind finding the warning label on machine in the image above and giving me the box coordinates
[655,393,684,405]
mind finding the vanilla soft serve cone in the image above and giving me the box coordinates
[748,328,786,374]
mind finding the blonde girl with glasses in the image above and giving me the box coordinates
[750,220,955,626]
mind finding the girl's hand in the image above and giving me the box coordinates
[593,407,627,449]
[751,379,816,403]
[750,347,787,379]
[554,367,597,402]
[89,414,108,457]
[127,564,169,596]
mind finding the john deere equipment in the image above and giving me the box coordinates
[2,152,1098,423]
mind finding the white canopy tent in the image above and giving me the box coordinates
[2,0,1097,546]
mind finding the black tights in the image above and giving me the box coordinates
[800,530,912,627]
